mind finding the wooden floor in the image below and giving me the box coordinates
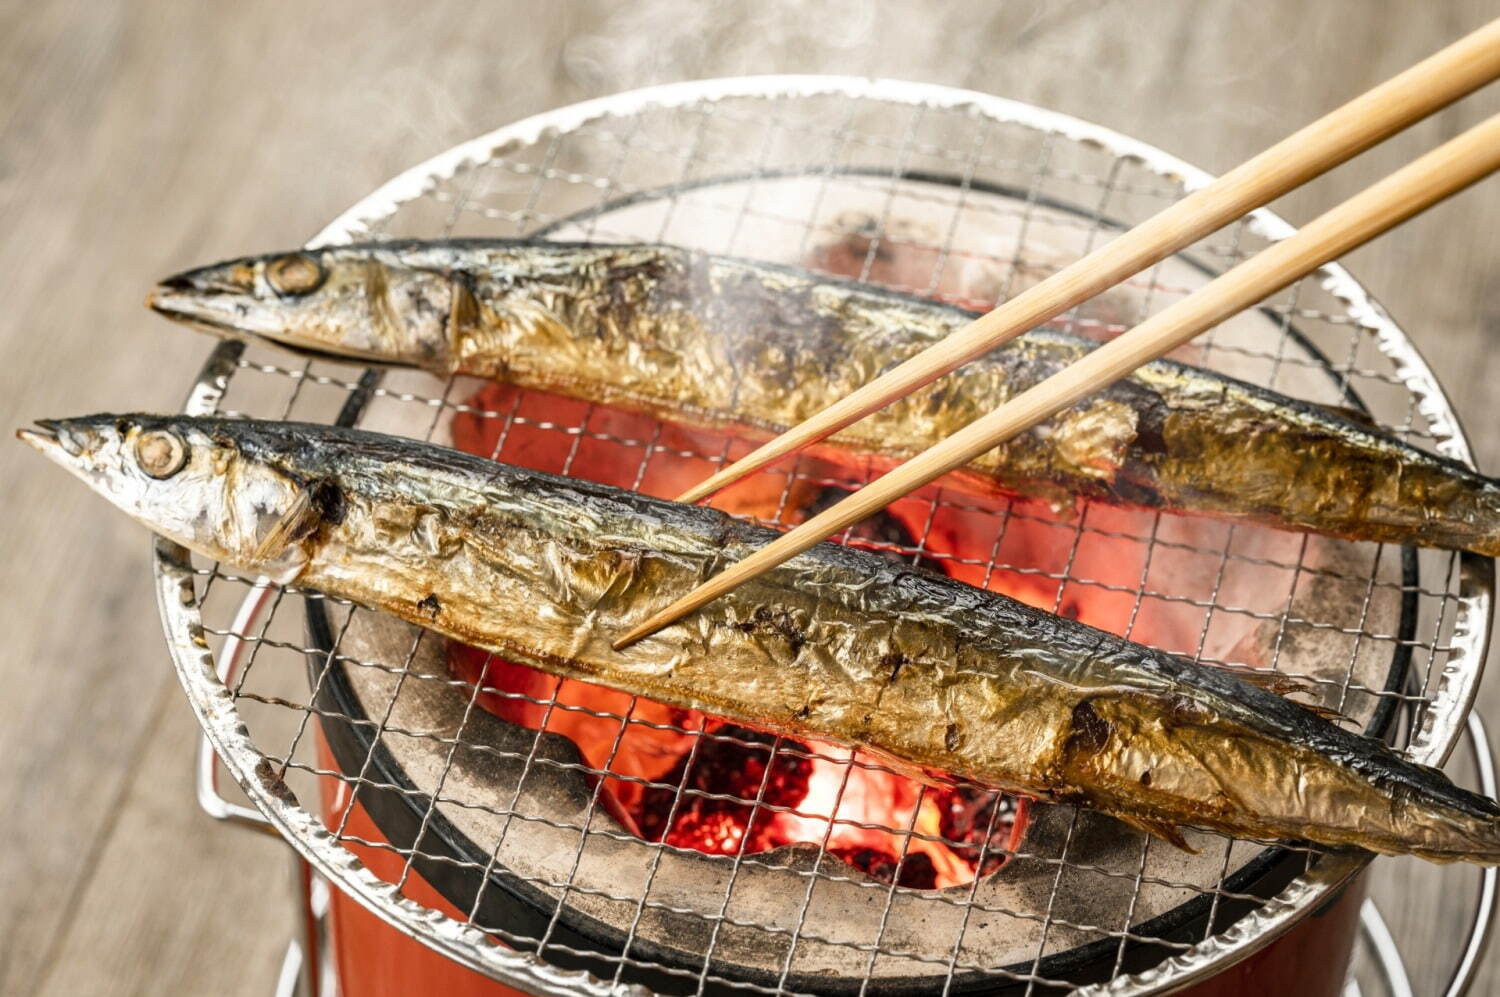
[3,1,1498,993]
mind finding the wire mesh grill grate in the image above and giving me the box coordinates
[166,80,1489,996]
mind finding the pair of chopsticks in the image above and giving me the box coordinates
[614,19,1500,650]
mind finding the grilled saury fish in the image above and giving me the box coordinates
[149,240,1500,555]
[21,413,1500,864]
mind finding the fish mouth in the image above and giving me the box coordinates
[16,419,83,466]
[148,305,245,340]
[146,260,267,336]
[146,284,248,338]
[153,271,199,293]
[153,265,254,297]
[149,286,402,367]
[16,420,57,445]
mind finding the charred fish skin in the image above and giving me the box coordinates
[21,413,1500,864]
[149,241,1500,556]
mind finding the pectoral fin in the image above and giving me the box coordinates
[1214,666,1349,723]
[1319,402,1382,432]
[1116,814,1197,853]
[252,487,318,562]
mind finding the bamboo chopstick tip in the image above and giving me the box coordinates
[611,619,660,651]
[614,576,733,648]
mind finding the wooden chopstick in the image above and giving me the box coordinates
[674,18,1500,506]
[615,112,1500,650]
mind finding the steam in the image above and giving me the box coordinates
[558,0,1058,96]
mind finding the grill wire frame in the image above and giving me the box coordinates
[156,76,1497,996]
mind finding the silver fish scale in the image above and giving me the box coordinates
[163,78,1494,996]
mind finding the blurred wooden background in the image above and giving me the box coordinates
[2,1,1498,993]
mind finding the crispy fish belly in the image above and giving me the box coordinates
[150,241,1500,555]
[23,413,1500,864]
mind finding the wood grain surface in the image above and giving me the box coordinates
[2,2,1497,993]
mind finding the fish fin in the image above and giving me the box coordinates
[1298,701,1351,723]
[1221,666,1307,698]
[851,748,965,791]
[447,271,480,341]
[1319,402,1382,432]
[1218,666,1350,723]
[917,766,968,789]
[865,752,961,790]
[252,487,317,562]
[1117,814,1197,853]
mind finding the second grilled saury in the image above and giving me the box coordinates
[21,413,1500,864]
[150,240,1500,555]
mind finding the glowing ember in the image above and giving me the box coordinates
[636,724,810,854]
[446,382,1044,889]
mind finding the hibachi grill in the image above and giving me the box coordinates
[158,79,1494,997]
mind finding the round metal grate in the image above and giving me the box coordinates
[160,77,1494,995]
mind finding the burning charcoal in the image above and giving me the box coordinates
[638,725,813,856]
[936,785,1018,877]
[895,852,939,890]
[829,846,898,884]
[828,846,939,889]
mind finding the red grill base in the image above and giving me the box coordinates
[316,754,1364,997]
[326,799,525,997]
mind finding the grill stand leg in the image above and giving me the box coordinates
[274,936,306,997]
[277,855,332,997]
[1353,900,1413,997]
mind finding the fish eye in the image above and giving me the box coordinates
[135,429,189,479]
[265,254,326,296]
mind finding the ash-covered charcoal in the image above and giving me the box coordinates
[637,725,814,855]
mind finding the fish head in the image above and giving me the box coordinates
[148,246,461,369]
[18,414,314,579]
